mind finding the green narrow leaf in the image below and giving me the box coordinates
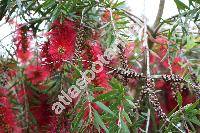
[16,0,22,11]
[120,118,130,133]
[185,99,199,112]
[112,1,125,9]
[122,110,132,124]
[95,101,116,116]
[94,110,109,133]
[93,90,117,102]
[174,0,189,10]
[0,0,9,20]
[92,87,106,92]
[94,119,101,132]
[110,78,124,92]
[42,0,55,9]
[185,36,198,51]
[177,92,182,108]
[50,5,61,23]
[194,12,199,22]
[72,107,85,130]
[126,99,137,108]
[188,116,200,126]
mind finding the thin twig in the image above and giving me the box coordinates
[152,0,165,30]
[121,9,153,34]
[0,16,49,42]
[145,109,151,133]
[154,7,200,34]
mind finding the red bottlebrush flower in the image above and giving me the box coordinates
[0,96,20,132]
[88,40,112,92]
[82,41,112,122]
[125,42,135,59]
[156,82,195,113]
[17,89,26,104]
[155,36,168,45]
[150,53,156,64]
[16,49,33,63]
[49,44,72,62]
[24,65,49,85]
[171,57,183,73]
[0,88,8,97]
[162,59,169,68]
[29,94,69,132]
[156,45,170,68]
[14,24,33,63]
[7,70,17,78]
[40,42,58,71]
[47,19,76,64]
[30,97,53,131]
[155,80,165,89]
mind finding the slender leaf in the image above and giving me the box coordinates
[95,101,116,116]
[94,110,109,133]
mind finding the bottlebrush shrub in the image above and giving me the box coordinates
[1,7,200,133]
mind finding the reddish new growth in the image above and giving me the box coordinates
[125,42,135,59]
[154,36,169,45]
[24,65,49,85]
[14,24,33,63]
[101,9,120,22]
[42,19,76,68]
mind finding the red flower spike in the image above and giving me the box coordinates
[0,94,20,132]
[171,57,184,73]
[24,65,49,85]
[47,19,76,65]
[155,36,168,45]
[150,53,156,64]
[16,49,33,63]
[88,40,112,92]
[14,24,33,63]
[155,82,195,113]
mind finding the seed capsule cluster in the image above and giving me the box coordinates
[191,73,199,84]
[133,78,168,121]
[112,67,144,80]
[170,82,180,98]
[162,74,186,98]
[145,78,168,121]
[74,26,87,60]
[191,83,200,99]
[117,44,129,85]
[117,44,128,69]
[190,73,200,98]
[162,74,186,83]
[134,87,147,109]
[0,73,7,87]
